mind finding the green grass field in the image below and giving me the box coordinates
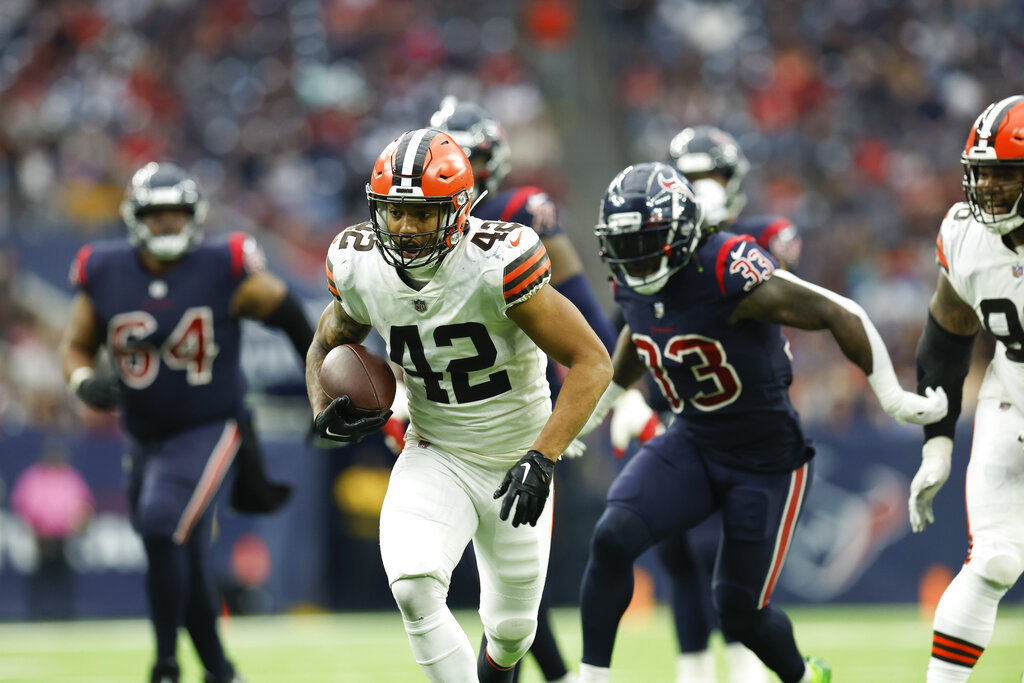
[1,605,1021,682]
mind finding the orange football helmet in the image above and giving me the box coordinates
[366,129,474,269]
[962,95,1024,235]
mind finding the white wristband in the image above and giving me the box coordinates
[68,366,95,394]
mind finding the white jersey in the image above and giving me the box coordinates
[326,216,552,464]
[938,201,1024,407]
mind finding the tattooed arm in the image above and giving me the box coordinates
[929,272,980,336]
[305,300,372,419]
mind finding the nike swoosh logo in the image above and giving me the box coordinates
[730,244,745,260]
[520,462,530,478]
[325,427,347,438]
[510,231,522,247]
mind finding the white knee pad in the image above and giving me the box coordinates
[391,576,448,622]
[970,542,1023,590]
[482,614,537,666]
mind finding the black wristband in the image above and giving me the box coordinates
[916,313,974,440]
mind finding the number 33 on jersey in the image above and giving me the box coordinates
[616,231,790,417]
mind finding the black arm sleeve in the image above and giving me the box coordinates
[262,291,315,363]
[916,313,975,440]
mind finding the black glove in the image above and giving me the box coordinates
[493,450,556,528]
[76,376,121,410]
[314,396,392,443]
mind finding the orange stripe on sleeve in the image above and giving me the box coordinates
[504,259,550,300]
[503,245,547,286]
[936,234,949,271]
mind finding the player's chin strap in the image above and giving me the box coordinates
[470,189,489,212]
[772,270,947,425]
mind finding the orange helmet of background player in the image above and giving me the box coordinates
[366,128,474,269]
[961,95,1024,235]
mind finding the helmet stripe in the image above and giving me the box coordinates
[976,96,1024,147]
[394,129,440,187]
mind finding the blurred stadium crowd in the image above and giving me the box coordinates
[2,0,1023,435]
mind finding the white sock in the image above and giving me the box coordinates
[578,662,611,683]
[675,649,716,683]
[927,565,1007,682]
[403,607,477,683]
[724,642,768,683]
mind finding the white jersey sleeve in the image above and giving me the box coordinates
[327,216,553,465]
[938,202,1024,406]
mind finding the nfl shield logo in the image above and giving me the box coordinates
[1014,265,1023,279]
[414,299,427,312]
[653,302,665,319]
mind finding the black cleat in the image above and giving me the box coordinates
[204,666,246,683]
[150,660,179,683]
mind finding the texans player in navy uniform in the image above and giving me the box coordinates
[429,98,621,683]
[575,163,948,683]
[658,125,806,682]
[58,161,314,683]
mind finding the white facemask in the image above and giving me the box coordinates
[691,178,730,229]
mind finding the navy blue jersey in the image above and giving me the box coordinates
[616,230,811,472]
[475,186,563,238]
[69,233,263,441]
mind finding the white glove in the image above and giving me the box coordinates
[562,439,587,459]
[908,436,953,533]
[578,383,626,438]
[870,381,948,426]
[609,388,665,458]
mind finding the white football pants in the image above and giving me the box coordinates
[380,442,553,678]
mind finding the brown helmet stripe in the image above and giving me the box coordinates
[974,96,1024,149]
[393,129,441,188]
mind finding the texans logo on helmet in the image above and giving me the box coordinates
[657,173,686,192]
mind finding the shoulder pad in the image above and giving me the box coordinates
[226,232,267,280]
[326,222,375,301]
[498,225,550,305]
[936,203,975,275]
[68,244,94,290]
[497,186,560,237]
[709,232,777,297]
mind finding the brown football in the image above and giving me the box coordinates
[319,344,397,417]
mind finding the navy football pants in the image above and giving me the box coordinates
[579,424,812,683]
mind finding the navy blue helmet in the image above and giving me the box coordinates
[430,96,511,200]
[120,161,208,261]
[596,162,702,294]
[667,125,748,228]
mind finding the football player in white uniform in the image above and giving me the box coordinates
[305,129,612,683]
[911,95,1024,682]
